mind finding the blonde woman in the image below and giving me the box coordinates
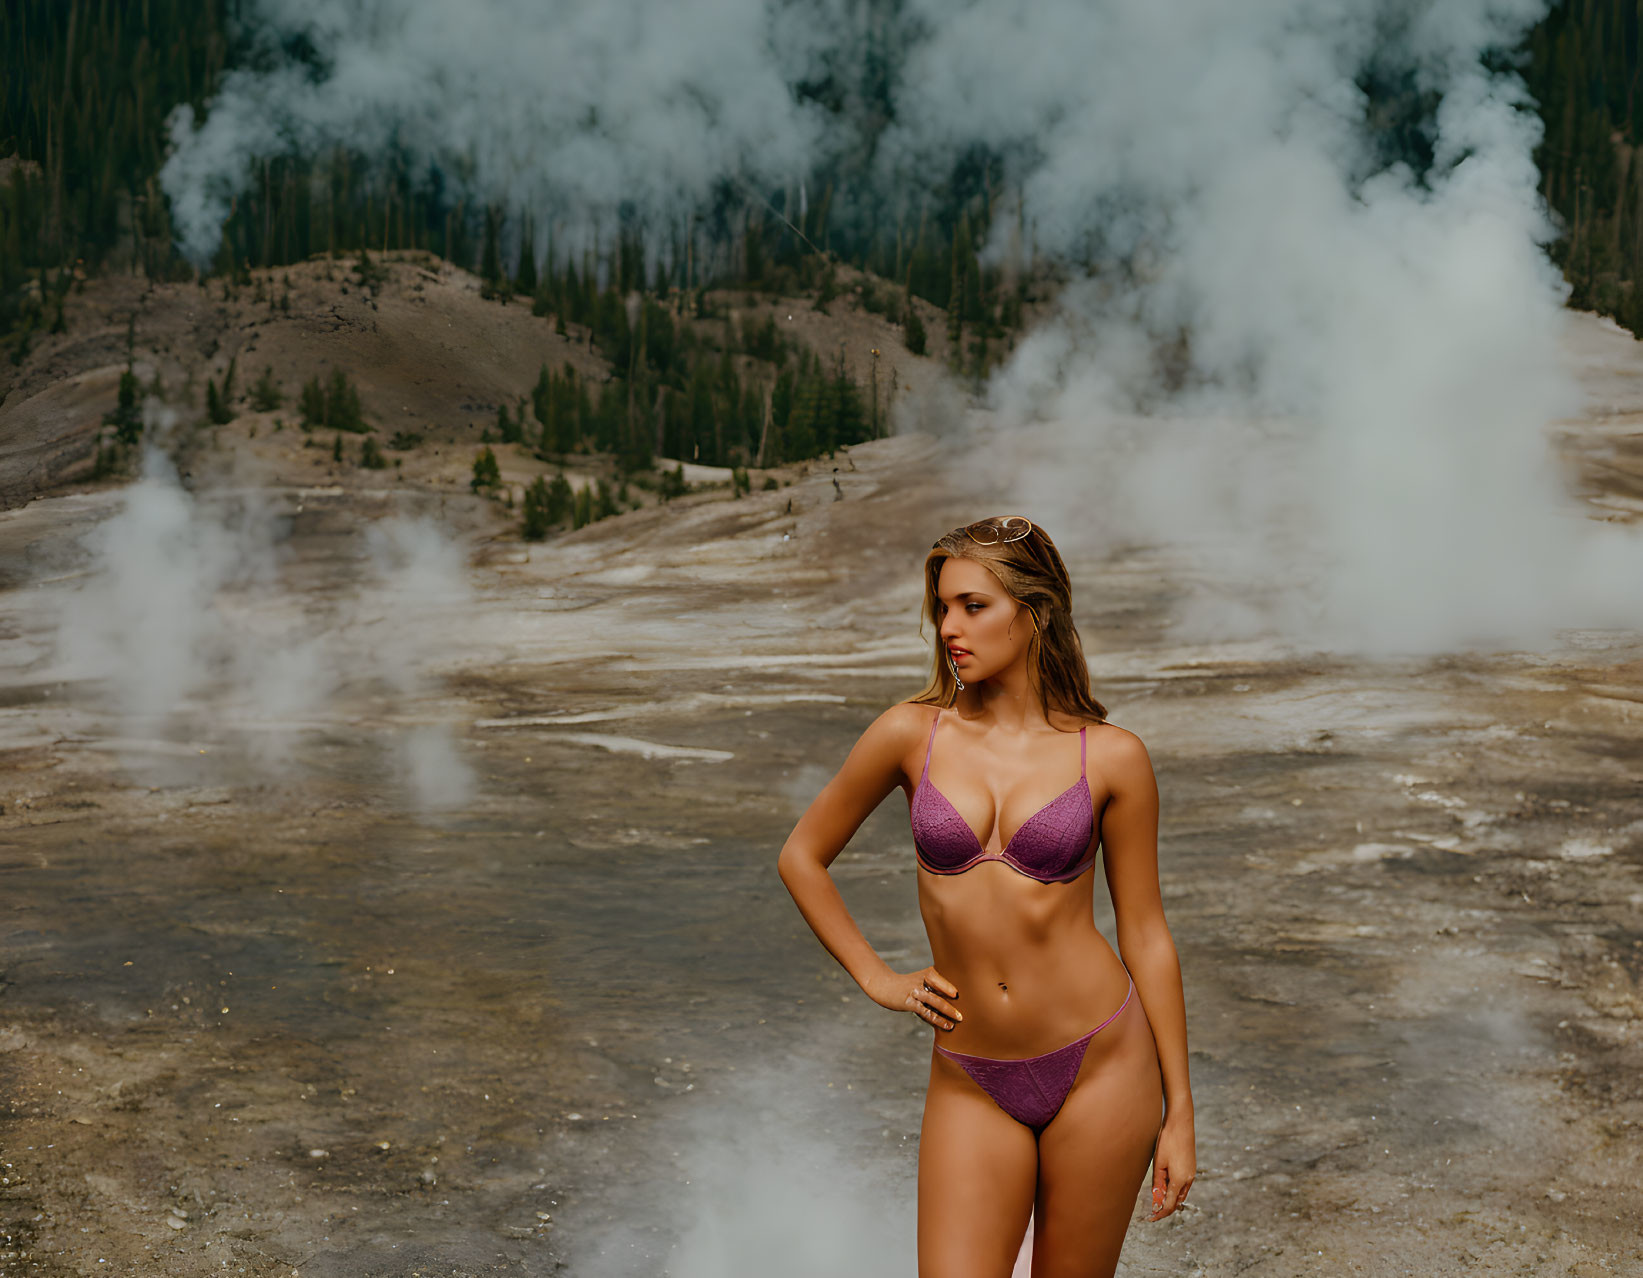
[778,516,1194,1277]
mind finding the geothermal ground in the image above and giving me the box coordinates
[0,282,1641,1276]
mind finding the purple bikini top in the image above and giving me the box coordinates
[910,709,1097,883]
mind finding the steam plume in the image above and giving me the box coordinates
[157,0,1643,654]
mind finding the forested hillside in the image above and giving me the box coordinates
[1,0,1031,491]
[1525,0,1643,330]
[2,0,1637,356]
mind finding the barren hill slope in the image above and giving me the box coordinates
[0,254,954,514]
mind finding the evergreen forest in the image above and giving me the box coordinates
[2,0,1638,460]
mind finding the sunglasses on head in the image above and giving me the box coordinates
[954,516,1034,546]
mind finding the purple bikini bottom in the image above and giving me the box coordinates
[935,979,1135,1134]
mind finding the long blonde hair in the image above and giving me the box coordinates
[904,519,1108,724]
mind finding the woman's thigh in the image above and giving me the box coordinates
[1030,996,1165,1278]
[918,1050,1040,1278]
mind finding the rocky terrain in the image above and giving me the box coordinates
[0,270,1639,1276]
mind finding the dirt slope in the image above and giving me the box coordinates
[0,254,951,512]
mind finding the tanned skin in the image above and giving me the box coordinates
[778,556,1195,1278]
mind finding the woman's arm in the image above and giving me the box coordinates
[777,703,959,1023]
[1102,730,1190,1107]
[1100,728,1196,1219]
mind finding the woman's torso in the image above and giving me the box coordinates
[902,705,1133,1056]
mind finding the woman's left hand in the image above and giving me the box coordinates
[1148,1112,1196,1221]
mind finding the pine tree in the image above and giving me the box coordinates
[498,401,522,445]
[533,364,559,455]
[954,213,984,324]
[564,260,583,324]
[593,288,632,367]
[829,353,868,447]
[814,262,838,313]
[471,445,501,492]
[325,368,364,431]
[360,436,387,469]
[206,376,233,425]
[547,471,573,524]
[904,303,928,356]
[480,207,502,290]
[687,361,716,465]
[515,217,538,295]
[621,401,653,474]
[299,376,327,429]
[594,476,618,520]
[643,299,676,372]
[521,474,552,540]
[250,366,282,411]
[105,366,144,446]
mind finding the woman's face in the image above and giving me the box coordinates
[935,556,1032,684]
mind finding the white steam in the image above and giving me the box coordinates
[881,0,1643,654]
[160,0,838,268]
[55,446,284,726]
[359,514,478,811]
[159,0,1643,655]
[51,439,476,809]
[564,1052,918,1278]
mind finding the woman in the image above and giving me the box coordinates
[777,515,1194,1278]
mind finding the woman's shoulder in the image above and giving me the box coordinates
[853,700,940,751]
[1050,707,1126,736]
[880,699,942,738]
[860,701,943,786]
[1085,720,1154,784]
[1062,710,1146,753]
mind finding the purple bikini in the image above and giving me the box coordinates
[909,708,1136,1134]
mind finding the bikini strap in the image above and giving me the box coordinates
[1079,725,1086,778]
[921,709,941,781]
